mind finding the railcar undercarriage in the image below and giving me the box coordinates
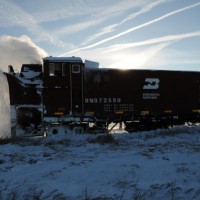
[14,108,200,136]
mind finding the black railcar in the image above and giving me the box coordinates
[85,69,200,116]
[84,69,200,130]
[4,56,200,132]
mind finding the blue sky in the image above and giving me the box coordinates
[0,0,200,71]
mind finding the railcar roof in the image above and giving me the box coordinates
[97,68,200,73]
[43,56,82,62]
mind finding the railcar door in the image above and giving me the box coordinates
[43,57,84,119]
[70,63,84,115]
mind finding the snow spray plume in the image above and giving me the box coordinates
[0,35,48,72]
[0,70,11,139]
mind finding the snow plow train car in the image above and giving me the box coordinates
[4,57,200,133]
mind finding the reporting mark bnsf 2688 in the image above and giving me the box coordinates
[4,56,200,133]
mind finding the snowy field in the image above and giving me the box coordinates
[1,125,200,200]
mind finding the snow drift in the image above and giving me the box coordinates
[0,70,11,139]
[1,126,200,199]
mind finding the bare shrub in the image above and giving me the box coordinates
[32,189,43,200]
[0,185,21,200]
[132,187,145,200]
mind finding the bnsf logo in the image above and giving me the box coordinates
[143,78,159,89]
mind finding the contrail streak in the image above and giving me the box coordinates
[60,2,200,56]
[83,0,168,45]
[105,31,200,52]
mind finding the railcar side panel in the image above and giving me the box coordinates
[84,69,200,120]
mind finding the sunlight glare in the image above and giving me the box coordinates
[108,52,150,69]
[106,43,170,70]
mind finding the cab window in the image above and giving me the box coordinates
[49,63,62,76]
[72,64,80,73]
[62,63,67,76]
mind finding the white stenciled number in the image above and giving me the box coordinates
[85,97,122,103]
[143,78,160,89]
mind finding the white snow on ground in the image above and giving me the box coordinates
[1,125,200,200]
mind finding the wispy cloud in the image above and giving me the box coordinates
[82,0,168,45]
[104,31,200,52]
[55,18,105,36]
[0,0,67,49]
[54,0,148,37]
[69,42,171,69]
[60,2,200,56]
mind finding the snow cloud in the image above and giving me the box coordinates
[0,35,48,72]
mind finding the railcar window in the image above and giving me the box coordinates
[62,63,67,76]
[49,63,62,76]
[72,64,80,73]
[49,63,54,76]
